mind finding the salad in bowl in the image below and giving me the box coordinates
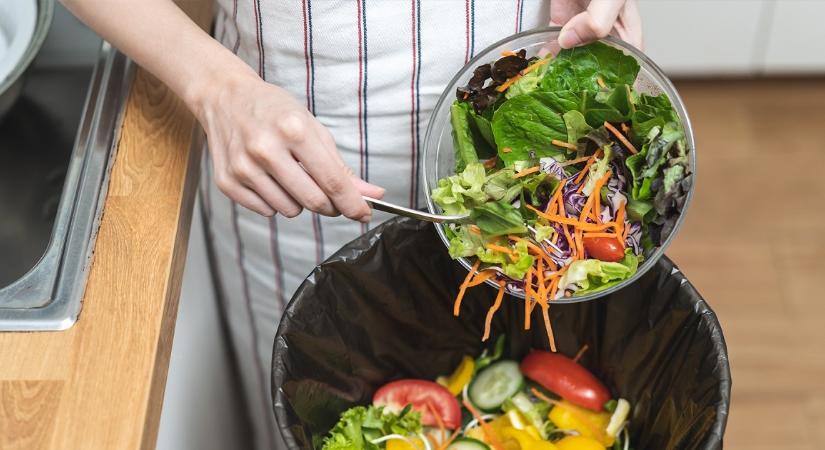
[423,31,694,349]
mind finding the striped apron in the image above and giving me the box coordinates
[202,1,550,448]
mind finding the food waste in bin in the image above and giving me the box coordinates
[320,337,633,450]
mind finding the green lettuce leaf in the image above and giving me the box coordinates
[540,42,640,92]
[483,168,521,202]
[558,249,639,297]
[448,225,485,258]
[472,200,528,236]
[581,145,613,196]
[322,405,422,450]
[451,101,480,172]
[475,239,534,280]
[431,162,488,215]
[491,92,575,165]
[506,56,552,99]
[562,110,592,144]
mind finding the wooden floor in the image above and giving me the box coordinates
[666,78,825,450]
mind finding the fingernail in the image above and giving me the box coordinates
[558,29,582,49]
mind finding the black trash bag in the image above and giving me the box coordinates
[273,218,731,450]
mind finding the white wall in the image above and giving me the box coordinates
[156,199,250,450]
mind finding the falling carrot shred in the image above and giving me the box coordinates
[604,121,638,154]
[453,260,480,316]
[573,343,590,363]
[482,281,507,341]
[466,270,496,287]
[551,139,579,151]
[540,302,558,352]
[514,166,540,178]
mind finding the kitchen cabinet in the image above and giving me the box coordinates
[639,0,773,76]
[760,0,825,73]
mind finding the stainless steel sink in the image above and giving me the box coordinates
[0,44,133,330]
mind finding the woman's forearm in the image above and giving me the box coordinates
[60,0,256,114]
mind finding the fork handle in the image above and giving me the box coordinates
[362,196,468,224]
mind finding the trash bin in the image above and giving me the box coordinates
[272,218,731,450]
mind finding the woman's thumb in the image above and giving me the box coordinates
[558,1,623,49]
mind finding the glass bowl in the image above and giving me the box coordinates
[421,27,696,304]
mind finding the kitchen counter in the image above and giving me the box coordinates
[0,1,211,448]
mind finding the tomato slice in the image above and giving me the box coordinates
[373,379,462,429]
[520,350,610,411]
[583,236,625,262]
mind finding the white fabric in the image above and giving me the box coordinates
[203,1,550,448]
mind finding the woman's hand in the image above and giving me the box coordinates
[192,67,384,221]
[550,0,643,50]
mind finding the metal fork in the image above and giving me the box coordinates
[362,196,471,224]
[363,197,564,258]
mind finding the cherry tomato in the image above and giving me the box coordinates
[520,351,611,412]
[583,237,624,262]
[373,379,462,429]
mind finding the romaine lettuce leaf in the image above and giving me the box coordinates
[540,42,640,92]
[563,110,592,144]
[476,239,534,279]
[558,249,639,297]
[581,145,613,196]
[505,56,552,98]
[472,200,528,236]
[431,162,488,215]
[490,92,572,165]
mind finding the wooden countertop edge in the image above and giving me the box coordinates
[0,2,212,449]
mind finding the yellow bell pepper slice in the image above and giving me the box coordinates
[500,426,558,450]
[548,400,613,446]
[438,356,475,395]
[554,435,606,450]
[386,437,423,450]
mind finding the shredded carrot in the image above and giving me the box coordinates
[527,205,617,231]
[463,398,506,450]
[486,244,514,255]
[583,232,619,239]
[501,50,517,57]
[453,260,480,316]
[521,57,551,75]
[524,267,533,330]
[513,166,540,178]
[482,281,507,341]
[508,235,549,262]
[604,121,638,154]
[544,179,567,214]
[463,92,469,100]
[596,77,606,88]
[540,302,557,352]
[439,428,462,450]
[467,270,497,287]
[530,389,609,442]
[615,200,626,238]
[573,344,590,363]
[496,74,523,92]
[551,139,579,151]
[575,229,585,260]
[425,400,447,443]
[496,58,550,92]
[483,157,498,169]
[468,225,481,235]
[559,155,592,167]
[573,148,603,186]
[621,122,631,134]
[501,147,512,153]
[590,170,612,224]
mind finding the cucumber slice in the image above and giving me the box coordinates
[468,360,524,412]
[447,437,491,450]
